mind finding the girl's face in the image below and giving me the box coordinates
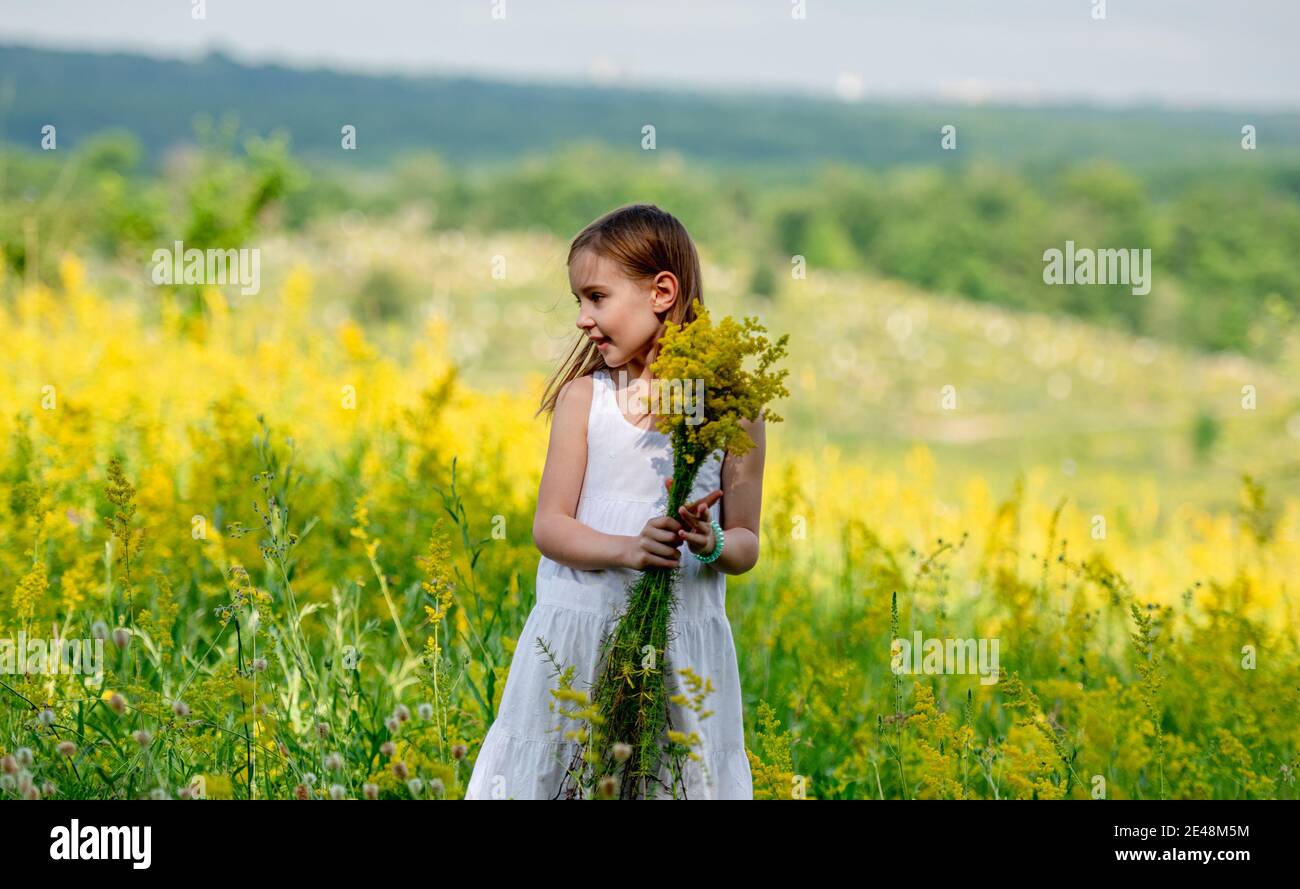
[570,248,677,369]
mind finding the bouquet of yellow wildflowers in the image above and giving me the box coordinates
[554,306,789,799]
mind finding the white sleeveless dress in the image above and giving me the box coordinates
[464,367,753,800]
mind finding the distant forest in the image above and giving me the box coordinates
[3,44,1299,357]
[4,43,1300,172]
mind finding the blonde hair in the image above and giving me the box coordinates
[536,203,704,418]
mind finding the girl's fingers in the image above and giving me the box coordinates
[688,489,723,514]
[679,490,720,528]
[644,542,681,561]
[650,515,683,532]
[647,526,679,544]
[679,526,713,555]
[679,528,708,547]
[642,535,679,555]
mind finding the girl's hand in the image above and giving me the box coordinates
[625,514,687,570]
[665,478,723,557]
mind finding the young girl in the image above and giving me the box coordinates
[464,204,765,800]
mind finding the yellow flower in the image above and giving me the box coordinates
[650,305,790,462]
[13,560,47,624]
[59,254,86,296]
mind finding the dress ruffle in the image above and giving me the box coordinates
[463,601,753,800]
[464,726,753,800]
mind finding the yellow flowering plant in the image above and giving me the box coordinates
[554,306,789,799]
[650,306,789,467]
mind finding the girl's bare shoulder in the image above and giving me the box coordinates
[552,373,595,428]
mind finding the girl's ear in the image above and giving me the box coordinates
[650,294,676,315]
[649,270,679,313]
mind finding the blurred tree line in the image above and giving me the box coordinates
[1,116,301,321]
[2,131,1296,358]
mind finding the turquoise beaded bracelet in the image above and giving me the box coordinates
[693,519,725,564]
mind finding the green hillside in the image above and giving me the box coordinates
[4,43,1300,172]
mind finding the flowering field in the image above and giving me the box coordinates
[1,240,1297,800]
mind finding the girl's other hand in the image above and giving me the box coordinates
[625,514,687,569]
[666,478,722,556]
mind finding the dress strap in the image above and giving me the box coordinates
[587,368,612,434]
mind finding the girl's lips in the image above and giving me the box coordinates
[596,340,611,349]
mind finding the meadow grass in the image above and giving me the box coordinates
[0,253,1296,799]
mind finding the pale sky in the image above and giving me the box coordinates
[2,0,1298,109]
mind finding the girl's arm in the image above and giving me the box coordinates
[711,414,765,576]
[532,375,634,571]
